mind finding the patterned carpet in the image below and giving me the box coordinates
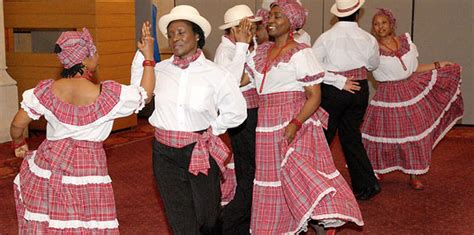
[1,123,473,234]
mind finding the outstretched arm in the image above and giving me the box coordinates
[137,21,156,104]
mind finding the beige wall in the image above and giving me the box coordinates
[413,0,473,124]
[160,0,473,124]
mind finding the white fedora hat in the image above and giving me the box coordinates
[330,0,365,17]
[219,5,262,30]
[158,5,212,38]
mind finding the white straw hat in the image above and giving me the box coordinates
[158,5,212,38]
[330,0,365,17]
[219,5,262,30]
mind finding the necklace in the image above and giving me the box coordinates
[259,40,293,93]
[378,36,408,71]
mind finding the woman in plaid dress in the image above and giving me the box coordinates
[247,1,363,234]
[361,8,463,190]
[10,23,156,234]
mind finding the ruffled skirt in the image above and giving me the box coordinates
[13,139,119,234]
[251,91,363,234]
[361,65,463,175]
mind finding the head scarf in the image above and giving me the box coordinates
[256,9,270,26]
[271,0,308,31]
[55,28,97,69]
[373,8,397,31]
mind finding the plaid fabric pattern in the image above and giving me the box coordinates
[154,128,230,175]
[220,156,237,205]
[242,88,259,109]
[172,49,202,69]
[14,139,118,234]
[379,34,410,58]
[298,72,325,83]
[251,91,363,234]
[362,64,463,174]
[253,41,309,73]
[255,9,269,26]
[330,67,368,81]
[33,79,121,126]
[56,28,97,69]
[272,0,308,31]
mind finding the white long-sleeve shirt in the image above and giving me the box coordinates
[131,51,247,136]
[312,21,380,89]
[214,36,250,87]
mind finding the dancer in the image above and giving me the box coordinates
[361,8,463,190]
[214,4,261,234]
[248,1,363,233]
[10,23,156,233]
[131,5,247,234]
[312,0,381,200]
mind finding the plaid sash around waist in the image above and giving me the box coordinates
[330,67,368,81]
[154,128,230,176]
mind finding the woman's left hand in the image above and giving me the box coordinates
[137,21,155,60]
[14,143,29,158]
[284,123,298,144]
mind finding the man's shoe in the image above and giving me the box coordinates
[356,184,381,201]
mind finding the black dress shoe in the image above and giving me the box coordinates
[356,183,381,201]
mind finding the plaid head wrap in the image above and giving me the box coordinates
[271,0,308,31]
[55,28,97,69]
[256,9,270,26]
[373,8,397,31]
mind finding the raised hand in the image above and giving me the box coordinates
[343,76,361,94]
[137,21,155,60]
[233,17,253,44]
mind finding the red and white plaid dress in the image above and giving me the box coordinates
[14,79,147,234]
[248,42,363,234]
[361,33,464,175]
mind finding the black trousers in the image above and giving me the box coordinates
[152,139,221,235]
[321,81,378,194]
[220,108,258,235]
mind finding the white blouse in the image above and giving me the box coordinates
[373,33,420,82]
[131,51,247,136]
[248,45,325,95]
[21,81,147,141]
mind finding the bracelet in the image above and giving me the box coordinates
[434,61,441,69]
[290,118,303,130]
[11,139,26,150]
[142,60,156,67]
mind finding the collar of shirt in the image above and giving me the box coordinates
[223,35,236,45]
[334,21,359,28]
[172,49,203,69]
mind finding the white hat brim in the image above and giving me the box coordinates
[218,16,262,30]
[159,13,212,38]
[330,0,365,17]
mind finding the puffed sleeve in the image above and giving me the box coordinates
[294,48,325,86]
[20,88,46,120]
[111,84,148,119]
[406,33,419,58]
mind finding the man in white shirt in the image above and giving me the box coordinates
[312,0,381,201]
[214,5,261,234]
[131,5,247,234]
